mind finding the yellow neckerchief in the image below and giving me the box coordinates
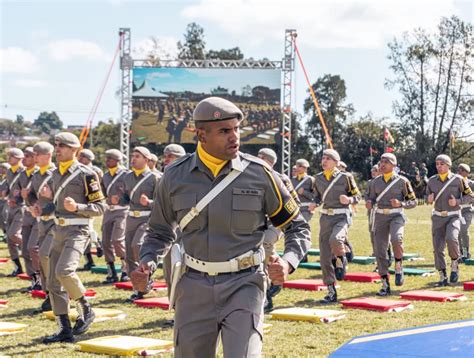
[383,171,394,183]
[25,166,37,177]
[10,164,21,174]
[439,171,450,182]
[109,166,119,177]
[323,169,334,181]
[132,166,146,177]
[197,142,228,177]
[39,163,53,175]
[59,159,75,176]
[297,173,306,181]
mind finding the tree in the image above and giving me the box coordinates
[177,22,206,60]
[386,15,473,163]
[206,47,244,60]
[15,115,24,125]
[33,111,63,134]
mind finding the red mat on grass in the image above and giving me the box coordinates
[114,281,167,291]
[463,282,474,291]
[133,297,170,310]
[340,297,412,312]
[31,289,97,299]
[283,279,333,291]
[0,258,9,263]
[343,272,381,283]
[400,290,465,302]
[17,273,31,280]
[0,299,7,305]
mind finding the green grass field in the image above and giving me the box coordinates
[1,204,473,357]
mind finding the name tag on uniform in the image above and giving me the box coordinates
[233,188,263,196]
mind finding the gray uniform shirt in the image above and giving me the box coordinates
[368,173,417,209]
[101,167,130,206]
[313,169,361,208]
[141,152,311,270]
[6,166,25,207]
[51,161,105,219]
[120,168,160,211]
[461,179,474,213]
[27,164,56,216]
[291,174,316,207]
[426,173,473,212]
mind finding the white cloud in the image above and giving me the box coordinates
[182,0,457,49]
[0,47,40,74]
[12,79,47,88]
[132,36,179,61]
[47,39,110,62]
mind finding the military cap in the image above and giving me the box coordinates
[105,149,123,161]
[149,154,158,163]
[338,161,347,169]
[258,148,277,165]
[0,163,11,169]
[458,163,470,173]
[193,97,243,122]
[371,164,379,171]
[133,146,152,160]
[322,149,340,162]
[296,158,310,168]
[55,132,81,148]
[381,152,397,166]
[24,147,35,156]
[435,154,452,167]
[33,141,54,155]
[164,143,186,157]
[79,148,95,161]
[7,148,24,159]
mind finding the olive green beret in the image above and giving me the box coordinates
[436,154,452,167]
[105,149,123,161]
[381,152,397,166]
[323,149,340,162]
[164,144,186,157]
[133,146,152,160]
[33,141,54,155]
[193,97,243,122]
[258,148,277,164]
[55,132,81,149]
[7,148,24,159]
[79,149,95,161]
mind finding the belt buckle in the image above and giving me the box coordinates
[58,218,65,225]
[327,208,334,215]
[133,210,140,217]
[207,271,218,276]
[238,256,254,270]
[441,211,448,217]
[383,208,390,215]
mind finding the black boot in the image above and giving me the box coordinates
[102,262,119,284]
[42,314,74,344]
[30,272,42,291]
[435,269,448,287]
[377,275,391,296]
[72,297,95,335]
[264,284,282,313]
[334,256,347,281]
[387,246,393,267]
[125,291,144,303]
[41,295,52,312]
[395,259,404,286]
[320,283,337,304]
[450,259,459,283]
[80,253,96,271]
[345,240,354,262]
[8,258,24,277]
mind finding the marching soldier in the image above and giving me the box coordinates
[40,133,105,343]
[78,148,103,270]
[18,147,40,290]
[291,158,316,222]
[27,142,56,312]
[313,149,361,304]
[112,146,160,302]
[336,160,355,261]
[135,97,311,358]
[162,143,186,170]
[4,148,25,276]
[457,163,473,261]
[0,163,11,241]
[148,153,163,176]
[426,155,473,286]
[101,149,130,283]
[365,164,380,255]
[366,153,417,296]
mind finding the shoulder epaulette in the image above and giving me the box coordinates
[240,153,273,170]
[163,153,193,172]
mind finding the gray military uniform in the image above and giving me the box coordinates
[101,167,130,264]
[120,168,160,275]
[313,169,360,284]
[426,173,474,271]
[368,173,417,276]
[0,176,9,235]
[27,164,56,292]
[140,152,311,358]
[365,178,375,254]
[49,161,105,315]
[291,174,316,222]
[18,167,40,276]
[460,179,474,256]
[6,166,26,260]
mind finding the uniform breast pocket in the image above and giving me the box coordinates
[231,188,264,234]
[172,193,200,231]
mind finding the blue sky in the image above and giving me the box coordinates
[1,0,472,133]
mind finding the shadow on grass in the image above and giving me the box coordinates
[0,307,38,319]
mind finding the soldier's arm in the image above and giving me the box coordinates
[140,174,177,271]
[264,167,311,271]
[26,183,38,206]
[345,173,361,204]
[75,172,105,217]
[401,179,417,209]
[459,177,474,205]
[147,173,161,208]
[312,178,322,206]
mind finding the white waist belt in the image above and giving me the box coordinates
[300,202,313,207]
[321,208,350,216]
[54,217,91,226]
[184,248,265,276]
[375,208,404,215]
[460,204,472,209]
[107,204,129,211]
[432,210,460,218]
[128,210,151,218]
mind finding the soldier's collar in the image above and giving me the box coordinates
[229,154,245,172]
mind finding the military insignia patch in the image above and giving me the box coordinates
[84,174,104,202]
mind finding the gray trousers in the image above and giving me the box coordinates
[21,213,38,275]
[6,206,24,260]
[373,214,405,276]
[319,214,348,285]
[174,268,265,358]
[38,219,54,291]
[301,210,313,223]
[48,225,89,315]
[460,210,472,253]
[124,216,148,275]
[431,216,461,271]
[367,211,375,255]
[0,201,7,232]
[102,209,127,263]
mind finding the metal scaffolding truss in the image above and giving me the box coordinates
[133,59,282,69]
[119,28,132,168]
